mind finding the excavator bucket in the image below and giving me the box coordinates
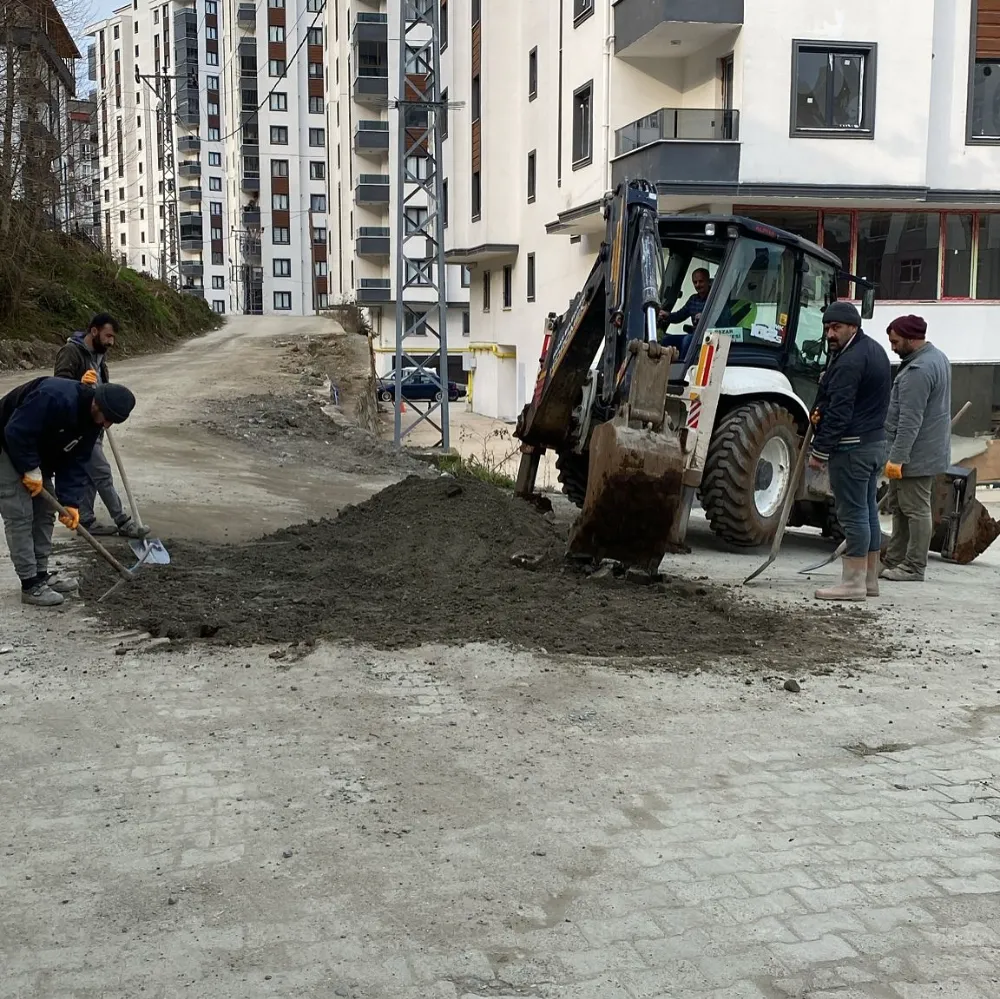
[567,342,685,570]
[930,467,1000,564]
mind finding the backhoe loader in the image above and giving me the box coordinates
[513,179,999,570]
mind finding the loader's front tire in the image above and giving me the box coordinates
[700,401,801,547]
[556,451,589,509]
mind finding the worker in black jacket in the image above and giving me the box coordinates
[0,377,135,607]
[807,302,891,602]
[53,313,148,539]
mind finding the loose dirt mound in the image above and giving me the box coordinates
[81,475,881,670]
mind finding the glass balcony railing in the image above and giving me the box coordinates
[615,108,740,156]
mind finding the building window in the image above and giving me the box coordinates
[443,178,449,227]
[270,126,289,144]
[308,27,323,46]
[209,151,221,166]
[405,207,428,234]
[528,48,538,100]
[309,96,324,114]
[317,293,329,308]
[212,300,226,314]
[572,81,593,167]
[268,25,285,42]
[471,74,481,121]
[209,176,222,191]
[269,59,287,77]
[210,201,222,215]
[208,127,221,141]
[272,159,289,177]
[309,128,325,147]
[472,0,480,25]
[207,75,219,90]
[441,87,448,138]
[574,0,594,26]
[482,270,490,311]
[308,61,323,78]
[461,264,471,287]
[212,251,224,265]
[274,291,292,310]
[462,310,470,337]
[441,0,449,49]
[502,265,513,309]
[307,0,321,9]
[212,275,224,289]
[311,194,327,212]
[405,258,433,285]
[970,1,1000,141]
[307,162,325,182]
[119,210,125,223]
[269,92,287,111]
[314,260,328,277]
[272,193,289,210]
[313,227,327,243]
[405,154,430,180]
[274,258,291,277]
[206,26,218,40]
[211,226,223,240]
[791,41,877,137]
[527,150,536,203]
[268,0,284,6]
[472,171,481,221]
[527,253,536,302]
[273,227,290,244]
[207,51,219,66]
[206,0,217,11]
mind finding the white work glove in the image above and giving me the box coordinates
[21,468,43,497]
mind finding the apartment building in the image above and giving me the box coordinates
[441,0,1000,427]
[86,0,329,315]
[0,0,81,229]
[327,0,470,384]
[65,96,100,243]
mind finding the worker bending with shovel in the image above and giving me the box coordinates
[0,377,136,606]
[807,302,891,601]
[53,313,148,539]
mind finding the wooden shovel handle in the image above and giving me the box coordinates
[39,488,134,582]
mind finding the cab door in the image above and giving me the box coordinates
[783,254,838,411]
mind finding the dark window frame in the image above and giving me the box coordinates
[502,264,513,309]
[573,0,594,28]
[527,149,536,203]
[790,39,878,140]
[482,269,490,312]
[471,171,481,222]
[572,80,594,169]
[967,0,1000,145]
[526,252,536,302]
[528,47,538,101]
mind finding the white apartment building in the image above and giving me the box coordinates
[441,0,1000,430]
[86,0,330,316]
[65,96,99,244]
[326,0,470,384]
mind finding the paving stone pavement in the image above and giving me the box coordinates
[1,532,1000,999]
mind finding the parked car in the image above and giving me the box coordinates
[376,369,463,403]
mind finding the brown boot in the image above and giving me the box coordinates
[815,556,868,602]
[866,552,880,597]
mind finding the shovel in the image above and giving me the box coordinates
[40,488,135,584]
[743,424,814,585]
[104,427,169,566]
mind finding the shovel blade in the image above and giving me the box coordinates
[129,537,171,565]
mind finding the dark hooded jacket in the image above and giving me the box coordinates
[53,331,110,384]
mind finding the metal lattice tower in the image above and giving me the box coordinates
[392,0,449,449]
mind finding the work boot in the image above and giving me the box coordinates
[866,552,880,597]
[88,522,119,536]
[43,571,79,594]
[881,565,924,582]
[815,556,868,602]
[116,518,151,539]
[20,581,64,607]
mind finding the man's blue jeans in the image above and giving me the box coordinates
[828,442,886,558]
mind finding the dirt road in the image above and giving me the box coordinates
[0,315,400,546]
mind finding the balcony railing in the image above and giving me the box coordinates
[615,108,740,156]
[359,226,390,236]
[355,12,388,23]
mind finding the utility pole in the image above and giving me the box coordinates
[392,0,451,449]
[136,67,181,289]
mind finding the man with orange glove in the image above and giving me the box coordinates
[54,313,148,540]
[882,315,952,582]
[0,376,136,606]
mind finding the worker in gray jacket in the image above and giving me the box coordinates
[882,315,952,581]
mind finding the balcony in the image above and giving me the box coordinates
[353,68,388,106]
[357,226,390,257]
[355,173,390,205]
[243,207,261,227]
[241,174,260,192]
[180,235,203,250]
[237,2,256,24]
[352,11,388,43]
[614,0,743,60]
[354,119,390,153]
[357,278,391,304]
[181,286,205,299]
[178,160,201,177]
[180,260,204,277]
[179,186,202,203]
[611,107,740,188]
[177,135,201,153]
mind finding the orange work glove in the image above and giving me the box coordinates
[21,468,43,496]
[81,369,98,385]
[810,408,821,426]
[58,507,80,531]
[885,462,903,480]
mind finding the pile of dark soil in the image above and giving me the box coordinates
[80,475,881,670]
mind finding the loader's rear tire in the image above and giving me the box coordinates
[556,451,589,509]
[700,401,801,547]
